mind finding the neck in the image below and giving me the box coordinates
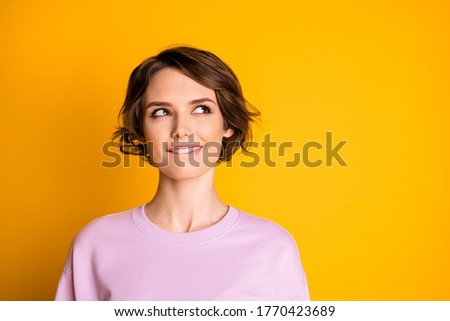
[145,168,228,232]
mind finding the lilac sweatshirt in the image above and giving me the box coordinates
[55,204,310,300]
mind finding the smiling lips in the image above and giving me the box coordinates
[167,145,202,154]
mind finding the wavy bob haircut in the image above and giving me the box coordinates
[113,46,260,163]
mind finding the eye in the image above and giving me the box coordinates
[193,105,212,114]
[150,108,170,118]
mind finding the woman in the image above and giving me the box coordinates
[55,46,310,300]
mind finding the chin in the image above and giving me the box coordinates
[158,165,215,181]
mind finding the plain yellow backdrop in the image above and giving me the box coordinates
[1,0,449,300]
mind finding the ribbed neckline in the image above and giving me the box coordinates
[131,203,240,245]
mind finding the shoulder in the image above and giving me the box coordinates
[234,207,299,248]
[72,206,137,247]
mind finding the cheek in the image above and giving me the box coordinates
[143,122,165,142]
[199,118,227,139]
[142,126,166,160]
[197,127,227,160]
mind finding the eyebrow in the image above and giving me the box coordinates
[145,97,216,109]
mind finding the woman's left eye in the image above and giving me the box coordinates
[193,105,212,114]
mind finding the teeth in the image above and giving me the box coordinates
[172,146,201,154]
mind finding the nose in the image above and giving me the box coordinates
[171,114,193,140]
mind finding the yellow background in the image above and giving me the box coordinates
[1,0,449,300]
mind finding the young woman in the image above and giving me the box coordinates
[55,46,310,300]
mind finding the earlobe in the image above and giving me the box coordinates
[223,128,234,138]
[137,136,147,144]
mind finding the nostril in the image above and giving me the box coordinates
[172,131,194,139]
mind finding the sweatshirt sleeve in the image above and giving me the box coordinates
[55,244,75,301]
[54,232,102,301]
[273,236,310,300]
[55,271,75,300]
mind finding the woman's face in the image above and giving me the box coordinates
[140,67,234,180]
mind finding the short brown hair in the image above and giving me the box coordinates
[113,46,260,163]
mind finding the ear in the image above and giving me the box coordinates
[223,127,234,138]
[137,136,147,144]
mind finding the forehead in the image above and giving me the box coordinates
[142,68,216,103]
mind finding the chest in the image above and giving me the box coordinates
[93,241,281,300]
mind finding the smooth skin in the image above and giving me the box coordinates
[140,68,234,233]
